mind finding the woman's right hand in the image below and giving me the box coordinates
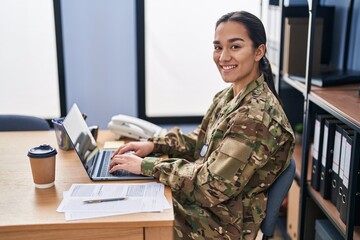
[111,141,155,158]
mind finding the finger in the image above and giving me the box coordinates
[111,145,125,158]
[109,163,125,173]
[109,155,126,169]
[111,143,133,158]
[117,144,135,155]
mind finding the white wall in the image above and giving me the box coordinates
[0,0,61,118]
[144,0,261,118]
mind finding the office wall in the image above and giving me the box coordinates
[61,0,359,130]
[61,0,137,129]
[0,0,61,118]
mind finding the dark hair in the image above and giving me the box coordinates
[216,11,281,104]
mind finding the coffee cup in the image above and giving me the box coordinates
[27,144,57,188]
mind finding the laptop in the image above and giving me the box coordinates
[62,103,153,181]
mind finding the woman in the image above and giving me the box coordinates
[110,11,294,240]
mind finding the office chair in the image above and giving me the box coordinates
[260,158,296,240]
[0,114,50,131]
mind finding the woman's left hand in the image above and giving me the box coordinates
[109,153,143,175]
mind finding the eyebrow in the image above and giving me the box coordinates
[213,37,245,45]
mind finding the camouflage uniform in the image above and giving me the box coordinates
[142,74,295,240]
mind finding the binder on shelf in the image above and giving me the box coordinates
[320,119,341,199]
[330,124,350,206]
[336,128,354,211]
[339,131,359,225]
[311,114,334,191]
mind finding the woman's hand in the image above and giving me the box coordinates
[111,141,155,158]
[109,141,155,175]
[109,153,143,175]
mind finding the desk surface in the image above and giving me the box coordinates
[0,130,174,240]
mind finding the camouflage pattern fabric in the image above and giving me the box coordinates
[142,74,295,240]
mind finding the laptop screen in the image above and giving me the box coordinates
[62,104,98,173]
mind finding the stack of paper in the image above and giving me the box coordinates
[57,182,171,221]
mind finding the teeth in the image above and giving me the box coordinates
[222,65,236,70]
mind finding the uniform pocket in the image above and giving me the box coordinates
[208,138,252,182]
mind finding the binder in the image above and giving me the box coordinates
[319,119,341,199]
[330,124,350,205]
[339,131,359,225]
[336,128,354,211]
[311,114,334,190]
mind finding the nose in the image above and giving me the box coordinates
[219,49,231,62]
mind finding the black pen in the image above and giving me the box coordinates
[83,197,127,204]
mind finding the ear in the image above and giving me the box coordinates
[255,44,265,62]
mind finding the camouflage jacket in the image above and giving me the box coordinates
[142,75,295,240]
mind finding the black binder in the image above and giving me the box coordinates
[330,124,351,206]
[339,132,359,225]
[311,114,334,191]
[319,119,342,199]
[336,128,354,212]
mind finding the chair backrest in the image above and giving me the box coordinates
[261,158,296,239]
[0,115,50,131]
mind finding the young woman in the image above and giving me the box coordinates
[110,11,294,240]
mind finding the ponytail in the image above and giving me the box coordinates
[260,56,283,106]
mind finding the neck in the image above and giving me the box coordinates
[232,70,261,97]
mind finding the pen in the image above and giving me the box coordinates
[83,197,127,204]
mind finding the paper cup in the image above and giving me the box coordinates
[28,144,57,188]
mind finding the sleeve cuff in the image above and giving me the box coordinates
[147,137,170,153]
[141,157,162,176]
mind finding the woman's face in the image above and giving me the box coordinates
[213,21,263,90]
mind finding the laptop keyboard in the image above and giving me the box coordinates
[98,150,132,177]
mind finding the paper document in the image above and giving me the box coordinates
[57,182,171,221]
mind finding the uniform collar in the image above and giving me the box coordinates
[228,74,265,105]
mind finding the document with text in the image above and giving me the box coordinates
[57,182,171,221]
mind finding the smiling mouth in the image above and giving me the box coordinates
[221,65,237,70]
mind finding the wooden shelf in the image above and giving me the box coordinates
[309,83,360,129]
[267,1,359,239]
[308,185,360,240]
[292,144,313,182]
[282,75,306,93]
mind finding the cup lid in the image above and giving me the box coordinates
[27,144,57,158]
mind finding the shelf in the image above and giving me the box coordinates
[309,83,360,129]
[283,74,360,130]
[292,144,312,182]
[308,185,360,240]
[267,1,359,239]
[282,75,306,94]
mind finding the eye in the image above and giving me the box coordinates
[214,45,222,51]
[231,45,241,50]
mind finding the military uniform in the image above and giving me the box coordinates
[142,74,295,240]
